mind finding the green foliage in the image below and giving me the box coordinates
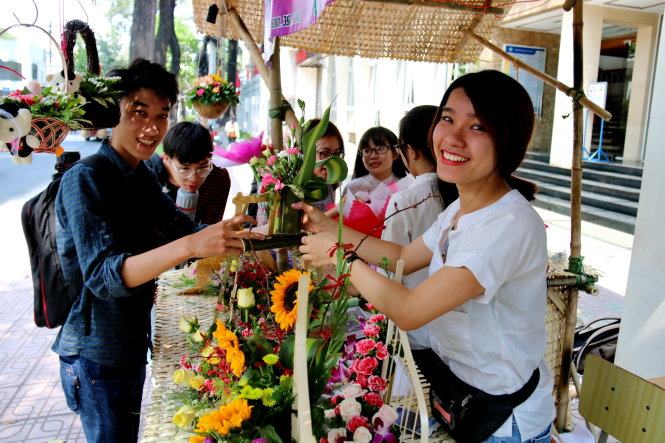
[174,18,199,90]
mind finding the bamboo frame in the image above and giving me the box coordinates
[363,0,505,15]
[292,274,316,442]
[464,29,612,122]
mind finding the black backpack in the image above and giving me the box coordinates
[21,154,107,328]
[572,317,621,374]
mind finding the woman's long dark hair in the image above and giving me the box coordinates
[428,70,537,200]
[400,105,458,208]
[353,126,407,179]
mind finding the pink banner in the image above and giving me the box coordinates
[267,0,335,38]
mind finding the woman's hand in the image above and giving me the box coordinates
[188,215,264,258]
[292,201,337,234]
[299,231,339,266]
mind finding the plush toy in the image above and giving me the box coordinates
[80,128,109,140]
[0,102,40,164]
[45,70,84,98]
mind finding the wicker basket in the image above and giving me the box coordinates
[193,101,229,119]
[31,117,70,154]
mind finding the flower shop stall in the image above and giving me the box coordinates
[190,0,614,434]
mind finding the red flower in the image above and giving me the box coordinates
[330,394,343,405]
[347,416,369,433]
[367,375,387,393]
[362,323,381,338]
[352,356,378,376]
[364,392,384,407]
[368,314,385,323]
[375,342,388,360]
[355,339,376,356]
[355,374,368,388]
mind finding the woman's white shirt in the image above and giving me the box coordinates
[381,172,442,349]
[421,189,555,439]
[344,173,398,198]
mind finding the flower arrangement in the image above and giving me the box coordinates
[317,311,400,443]
[186,73,239,119]
[171,253,352,442]
[77,73,122,129]
[2,85,87,128]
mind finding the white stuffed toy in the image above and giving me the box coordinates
[0,102,40,165]
[45,70,84,100]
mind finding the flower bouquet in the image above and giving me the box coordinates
[248,102,348,235]
[186,73,239,119]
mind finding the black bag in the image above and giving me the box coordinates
[572,317,620,374]
[412,349,539,443]
[21,154,107,328]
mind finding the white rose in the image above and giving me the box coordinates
[237,287,255,308]
[338,398,362,423]
[372,404,399,428]
[191,329,206,342]
[324,408,337,419]
[327,428,346,442]
[342,383,366,399]
[178,316,198,333]
[353,426,372,443]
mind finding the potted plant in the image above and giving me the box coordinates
[186,73,239,119]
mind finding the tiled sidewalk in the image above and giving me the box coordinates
[0,277,151,442]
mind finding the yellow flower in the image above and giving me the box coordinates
[189,436,206,443]
[239,384,263,400]
[262,353,279,365]
[191,330,206,342]
[229,259,238,272]
[237,287,255,308]
[195,398,252,436]
[172,368,194,386]
[270,269,312,331]
[190,375,206,391]
[212,86,220,94]
[226,347,246,377]
[212,320,239,350]
[261,388,276,407]
[201,346,221,365]
[172,405,196,428]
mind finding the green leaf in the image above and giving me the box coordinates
[314,155,348,185]
[293,105,330,186]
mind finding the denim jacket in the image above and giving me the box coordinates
[53,141,203,366]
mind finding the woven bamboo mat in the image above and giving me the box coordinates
[141,269,217,442]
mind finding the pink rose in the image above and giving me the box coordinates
[196,88,205,96]
[375,342,388,360]
[363,391,384,407]
[367,375,387,393]
[355,339,376,356]
[362,323,381,338]
[352,356,378,376]
[338,398,362,422]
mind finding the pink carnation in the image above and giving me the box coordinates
[355,339,376,356]
[369,314,386,323]
[367,375,387,393]
[347,416,369,433]
[286,147,300,155]
[266,155,277,166]
[352,356,378,376]
[362,323,381,338]
[274,181,285,191]
[241,328,253,337]
[204,378,215,393]
[363,391,384,407]
[196,88,205,96]
[355,373,368,388]
[375,342,388,360]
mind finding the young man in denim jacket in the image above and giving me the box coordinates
[53,58,260,442]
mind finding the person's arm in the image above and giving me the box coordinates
[294,201,432,274]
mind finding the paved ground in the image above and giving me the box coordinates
[0,139,631,442]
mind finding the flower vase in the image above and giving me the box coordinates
[270,189,302,235]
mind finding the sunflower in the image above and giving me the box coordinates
[194,398,252,436]
[270,269,312,331]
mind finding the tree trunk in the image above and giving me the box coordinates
[154,0,180,75]
[129,0,157,62]
[226,39,238,119]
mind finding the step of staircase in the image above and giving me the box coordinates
[518,151,641,234]
[532,194,636,234]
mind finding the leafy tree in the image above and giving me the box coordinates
[174,17,200,90]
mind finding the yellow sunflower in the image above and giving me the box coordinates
[270,269,312,331]
[194,398,252,436]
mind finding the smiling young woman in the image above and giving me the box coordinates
[297,70,552,442]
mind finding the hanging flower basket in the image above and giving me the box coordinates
[193,101,229,119]
[31,117,70,154]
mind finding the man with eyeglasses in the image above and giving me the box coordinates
[146,122,231,224]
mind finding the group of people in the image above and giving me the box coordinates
[53,57,553,443]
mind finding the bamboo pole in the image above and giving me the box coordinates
[554,1,583,430]
[225,7,299,129]
[464,29,612,122]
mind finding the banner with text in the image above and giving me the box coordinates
[267,0,335,38]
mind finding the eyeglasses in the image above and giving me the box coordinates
[170,160,213,179]
[392,143,408,153]
[359,145,391,157]
[316,149,343,160]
